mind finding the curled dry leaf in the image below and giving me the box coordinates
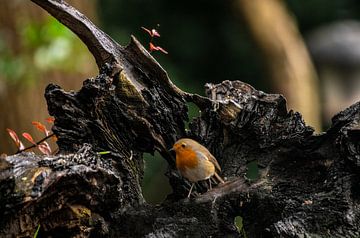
[151,29,160,37]
[141,26,160,38]
[149,42,168,54]
[37,141,52,155]
[6,128,25,150]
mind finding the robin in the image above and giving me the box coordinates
[170,138,225,198]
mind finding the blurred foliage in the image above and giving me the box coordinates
[246,161,259,181]
[234,216,247,237]
[0,16,92,87]
[287,0,360,32]
[0,36,26,84]
[97,0,360,202]
[142,152,172,204]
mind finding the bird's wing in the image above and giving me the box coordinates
[208,153,221,172]
[196,151,222,172]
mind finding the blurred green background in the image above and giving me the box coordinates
[1,0,360,204]
[98,0,360,95]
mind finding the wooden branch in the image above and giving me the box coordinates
[0,1,359,237]
[30,0,119,67]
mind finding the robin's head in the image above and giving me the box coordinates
[171,138,198,155]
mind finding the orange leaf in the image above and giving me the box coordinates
[22,132,36,145]
[38,141,52,155]
[149,42,157,52]
[32,121,50,136]
[45,117,55,123]
[149,42,168,54]
[6,129,25,150]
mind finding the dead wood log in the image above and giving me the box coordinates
[0,0,359,237]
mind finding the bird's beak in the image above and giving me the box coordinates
[168,147,174,152]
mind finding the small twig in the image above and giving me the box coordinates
[16,133,55,154]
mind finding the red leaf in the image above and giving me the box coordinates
[149,42,168,54]
[32,121,45,131]
[149,42,157,52]
[155,46,168,54]
[22,132,36,145]
[38,141,52,155]
[45,117,55,123]
[141,27,161,38]
[151,29,160,37]
[32,121,50,136]
[141,27,152,36]
[6,129,25,150]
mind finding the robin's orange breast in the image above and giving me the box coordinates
[175,149,198,171]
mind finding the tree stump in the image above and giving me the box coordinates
[0,1,359,237]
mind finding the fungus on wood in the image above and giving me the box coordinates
[0,0,359,237]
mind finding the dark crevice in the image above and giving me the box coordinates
[141,152,172,204]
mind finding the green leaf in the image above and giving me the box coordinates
[234,216,243,231]
[234,216,247,237]
[33,224,40,238]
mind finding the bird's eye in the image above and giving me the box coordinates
[181,143,186,148]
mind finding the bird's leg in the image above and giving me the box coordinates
[208,178,212,190]
[214,172,225,184]
[187,183,195,198]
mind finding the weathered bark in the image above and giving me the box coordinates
[0,0,359,237]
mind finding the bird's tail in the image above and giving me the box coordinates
[214,172,225,184]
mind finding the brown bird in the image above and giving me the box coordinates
[171,138,224,198]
